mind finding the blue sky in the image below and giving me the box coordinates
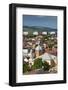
[23,15,57,29]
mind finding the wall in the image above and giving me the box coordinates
[0,0,68,90]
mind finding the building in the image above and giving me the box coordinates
[23,49,28,57]
[42,32,47,35]
[23,32,28,35]
[33,32,38,35]
[50,32,55,35]
[35,39,43,58]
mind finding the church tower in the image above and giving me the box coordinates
[35,40,42,58]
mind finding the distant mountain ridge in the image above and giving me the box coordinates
[23,26,57,33]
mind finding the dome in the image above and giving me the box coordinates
[35,45,42,51]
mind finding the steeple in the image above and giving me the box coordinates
[35,40,43,58]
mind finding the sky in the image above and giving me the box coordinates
[23,15,57,29]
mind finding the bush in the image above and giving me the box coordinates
[23,62,30,73]
[33,58,43,69]
[43,61,50,71]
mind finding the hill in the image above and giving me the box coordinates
[23,26,57,34]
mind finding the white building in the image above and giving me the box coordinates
[50,32,55,35]
[23,49,28,57]
[23,49,34,65]
[33,32,38,35]
[42,32,47,35]
[23,32,28,35]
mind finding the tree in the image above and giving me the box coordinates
[23,62,30,73]
[33,58,43,69]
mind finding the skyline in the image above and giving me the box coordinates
[23,15,57,29]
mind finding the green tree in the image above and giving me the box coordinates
[33,58,43,69]
[23,62,30,73]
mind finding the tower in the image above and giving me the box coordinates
[35,42,42,58]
